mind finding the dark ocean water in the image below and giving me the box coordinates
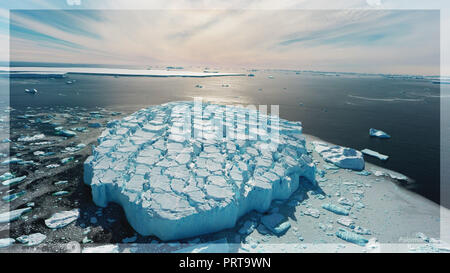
[5,70,444,206]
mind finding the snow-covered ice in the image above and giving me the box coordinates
[84,101,316,240]
[369,128,391,139]
[0,207,32,223]
[16,233,46,246]
[361,148,389,160]
[44,209,79,229]
[312,141,364,171]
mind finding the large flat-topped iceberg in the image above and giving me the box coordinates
[0,67,245,78]
[84,101,316,240]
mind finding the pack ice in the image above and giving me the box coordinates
[84,101,316,240]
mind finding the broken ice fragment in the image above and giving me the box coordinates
[45,209,79,229]
[0,238,15,248]
[88,123,101,128]
[2,190,26,202]
[335,228,368,246]
[17,134,45,142]
[312,141,364,171]
[0,172,15,181]
[322,203,350,215]
[61,157,74,165]
[369,128,390,139]
[304,208,320,218]
[261,213,291,236]
[16,233,46,246]
[0,207,32,223]
[52,191,69,196]
[361,149,388,160]
[337,217,355,228]
[2,175,26,186]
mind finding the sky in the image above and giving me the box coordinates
[0,0,447,75]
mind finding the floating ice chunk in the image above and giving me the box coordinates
[335,228,368,246]
[312,142,364,171]
[0,207,32,223]
[58,130,77,137]
[261,213,291,236]
[82,244,119,253]
[45,209,79,229]
[52,191,69,196]
[61,157,74,165]
[2,175,26,186]
[54,180,68,185]
[46,164,60,168]
[2,158,23,165]
[0,172,14,181]
[88,123,102,128]
[2,190,26,202]
[322,203,350,215]
[0,238,15,248]
[24,88,38,94]
[354,226,372,235]
[369,128,390,139]
[304,208,320,218]
[337,217,355,228]
[17,134,45,142]
[84,102,315,240]
[16,233,46,246]
[361,149,388,160]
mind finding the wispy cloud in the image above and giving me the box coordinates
[0,1,442,75]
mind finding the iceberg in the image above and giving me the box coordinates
[369,128,390,139]
[84,101,316,240]
[312,142,364,171]
[361,148,389,160]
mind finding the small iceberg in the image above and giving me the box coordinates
[2,175,26,186]
[0,238,15,248]
[322,203,350,215]
[361,148,389,160]
[17,134,45,142]
[369,128,390,139]
[16,233,46,246]
[335,228,368,246]
[0,207,32,223]
[45,209,79,229]
[0,172,16,181]
[312,141,364,171]
[24,88,38,94]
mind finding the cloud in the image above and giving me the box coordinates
[0,3,442,75]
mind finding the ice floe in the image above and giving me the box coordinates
[16,233,46,246]
[361,148,389,160]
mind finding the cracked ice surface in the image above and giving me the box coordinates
[84,101,316,240]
